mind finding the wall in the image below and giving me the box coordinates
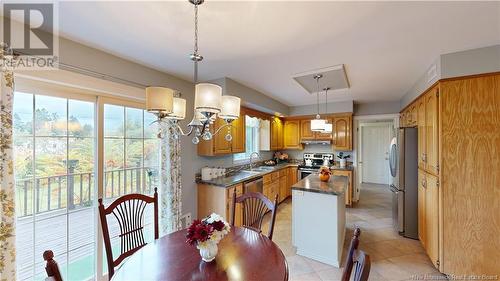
[289,100,353,116]
[354,101,400,116]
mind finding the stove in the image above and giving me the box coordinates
[297,153,334,179]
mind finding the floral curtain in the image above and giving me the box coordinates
[158,121,183,235]
[0,63,16,279]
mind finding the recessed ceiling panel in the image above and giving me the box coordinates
[292,64,350,94]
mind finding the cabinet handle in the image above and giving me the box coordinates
[422,153,427,162]
[422,179,426,188]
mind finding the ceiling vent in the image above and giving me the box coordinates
[292,64,350,94]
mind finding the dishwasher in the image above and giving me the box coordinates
[244,177,263,194]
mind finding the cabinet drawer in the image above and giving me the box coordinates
[263,174,273,184]
[271,171,280,181]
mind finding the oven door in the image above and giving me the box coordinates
[299,169,315,180]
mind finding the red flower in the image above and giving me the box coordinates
[211,220,225,231]
[186,219,214,245]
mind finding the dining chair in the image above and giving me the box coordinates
[98,188,158,278]
[43,250,63,281]
[341,228,371,281]
[231,191,278,240]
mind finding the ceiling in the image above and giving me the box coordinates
[51,1,500,106]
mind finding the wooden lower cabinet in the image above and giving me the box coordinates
[424,173,439,268]
[197,183,243,226]
[332,169,353,206]
[288,167,298,197]
[417,169,426,247]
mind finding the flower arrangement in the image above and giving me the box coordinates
[319,166,331,182]
[186,213,230,262]
[337,152,350,168]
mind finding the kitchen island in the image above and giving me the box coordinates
[292,174,347,267]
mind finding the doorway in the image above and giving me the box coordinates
[360,122,393,184]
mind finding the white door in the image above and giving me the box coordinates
[361,124,392,184]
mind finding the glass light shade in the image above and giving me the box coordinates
[323,123,333,133]
[166,97,186,120]
[219,96,241,120]
[311,118,326,132]
[194,83,222,113]
[146,87,174,113]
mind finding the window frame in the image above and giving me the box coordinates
[233,115,261,164]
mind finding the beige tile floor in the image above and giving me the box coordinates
[263,183,446,281]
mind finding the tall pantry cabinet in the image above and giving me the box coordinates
[402,73,500,276]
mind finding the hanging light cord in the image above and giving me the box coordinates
[315,75,321,119]
[193,4,199,84]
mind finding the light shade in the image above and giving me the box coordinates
[311,119,326,132]
[219,96,241,120]
[166,97,186,120]
[323,123,333,133]
[146,87,174,113]
[194,83,222,113]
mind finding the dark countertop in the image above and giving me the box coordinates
[330,165,354,171]
[196,163,299,188]
[291,173,347,196]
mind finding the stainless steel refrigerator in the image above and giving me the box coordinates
[389,127,418,239]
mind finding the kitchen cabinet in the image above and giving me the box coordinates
[425,172,439,268]
[197,108,246,156]
[197,183,243,226]
[263,171,279,202]
[417,169,426,246]
[288,167,298,197]
[283,120,302,149]
[271,117,283,150]
[425,87,439,176]
[279,169,288,203]
[316,118,333,140]
[417,96,426,170]
[231,108,246,153]
[300,120,315,140]
[332,169,353,206]
[333,115,353,151]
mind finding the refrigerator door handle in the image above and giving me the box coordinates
[397,190,405,233]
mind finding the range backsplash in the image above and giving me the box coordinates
[282,144,354,161]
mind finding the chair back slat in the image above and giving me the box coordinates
[43,250,63,281]
[341,228,371,281]
[98,188,158,278]
[231,191,278,240]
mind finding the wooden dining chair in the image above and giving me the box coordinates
[43,250,63,281]
[98,188,158,278]
[231,191,279,240]
[341,228,371,281]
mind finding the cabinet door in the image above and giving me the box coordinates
[270,117,281,150]
[418,169,426,247]
[279,176,287,202]
[214,118,232,154]
[277,119,284,149]
[425,173,439,268]
[316,118,333,140]
[333,115,352,151]
[226,184,243,226]
[425,87,439,175]
[283,120,301,149]
[300,120,315,140]
[417,97,426,170]
[231,111,246,153]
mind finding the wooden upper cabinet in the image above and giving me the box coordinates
[231,110,246,153]
[417,97,426,170]
[300,120,315,140]
[425,87,439,175]
[214,118,232,154]
[283,120,302,149]
[270,117,283,150]
[316,118,333,140]
[333,115,352,151]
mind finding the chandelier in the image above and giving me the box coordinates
[145,0,241,144]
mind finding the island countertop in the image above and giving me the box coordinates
[292,173,348,195]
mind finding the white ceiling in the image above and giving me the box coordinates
[54,1,500,106]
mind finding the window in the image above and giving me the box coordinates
[13,91,160,281]
[233,115,260,162]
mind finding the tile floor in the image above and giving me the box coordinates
[263,183,446,281]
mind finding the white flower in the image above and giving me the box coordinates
[205,213,224,224]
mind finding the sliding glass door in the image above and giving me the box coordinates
[13,90,160,281]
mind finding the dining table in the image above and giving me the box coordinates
[111,226,289,281]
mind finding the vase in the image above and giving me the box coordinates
[319,173,330,182]
[339,159,346,168]
[197,241,218,262]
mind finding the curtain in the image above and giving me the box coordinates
[158,121,183,235]
[0,67,16,279]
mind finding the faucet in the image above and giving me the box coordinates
[249,152,261,170]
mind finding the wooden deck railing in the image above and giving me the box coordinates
[15,166,158,217]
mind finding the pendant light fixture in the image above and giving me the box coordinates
[310,74,326,132]
[145,0,241,144]
[323,87,333,133]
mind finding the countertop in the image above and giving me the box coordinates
[291,173,347,196]
[330,165,354,171]
[196,163,299,188]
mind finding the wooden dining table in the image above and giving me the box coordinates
[111,226,289,281]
